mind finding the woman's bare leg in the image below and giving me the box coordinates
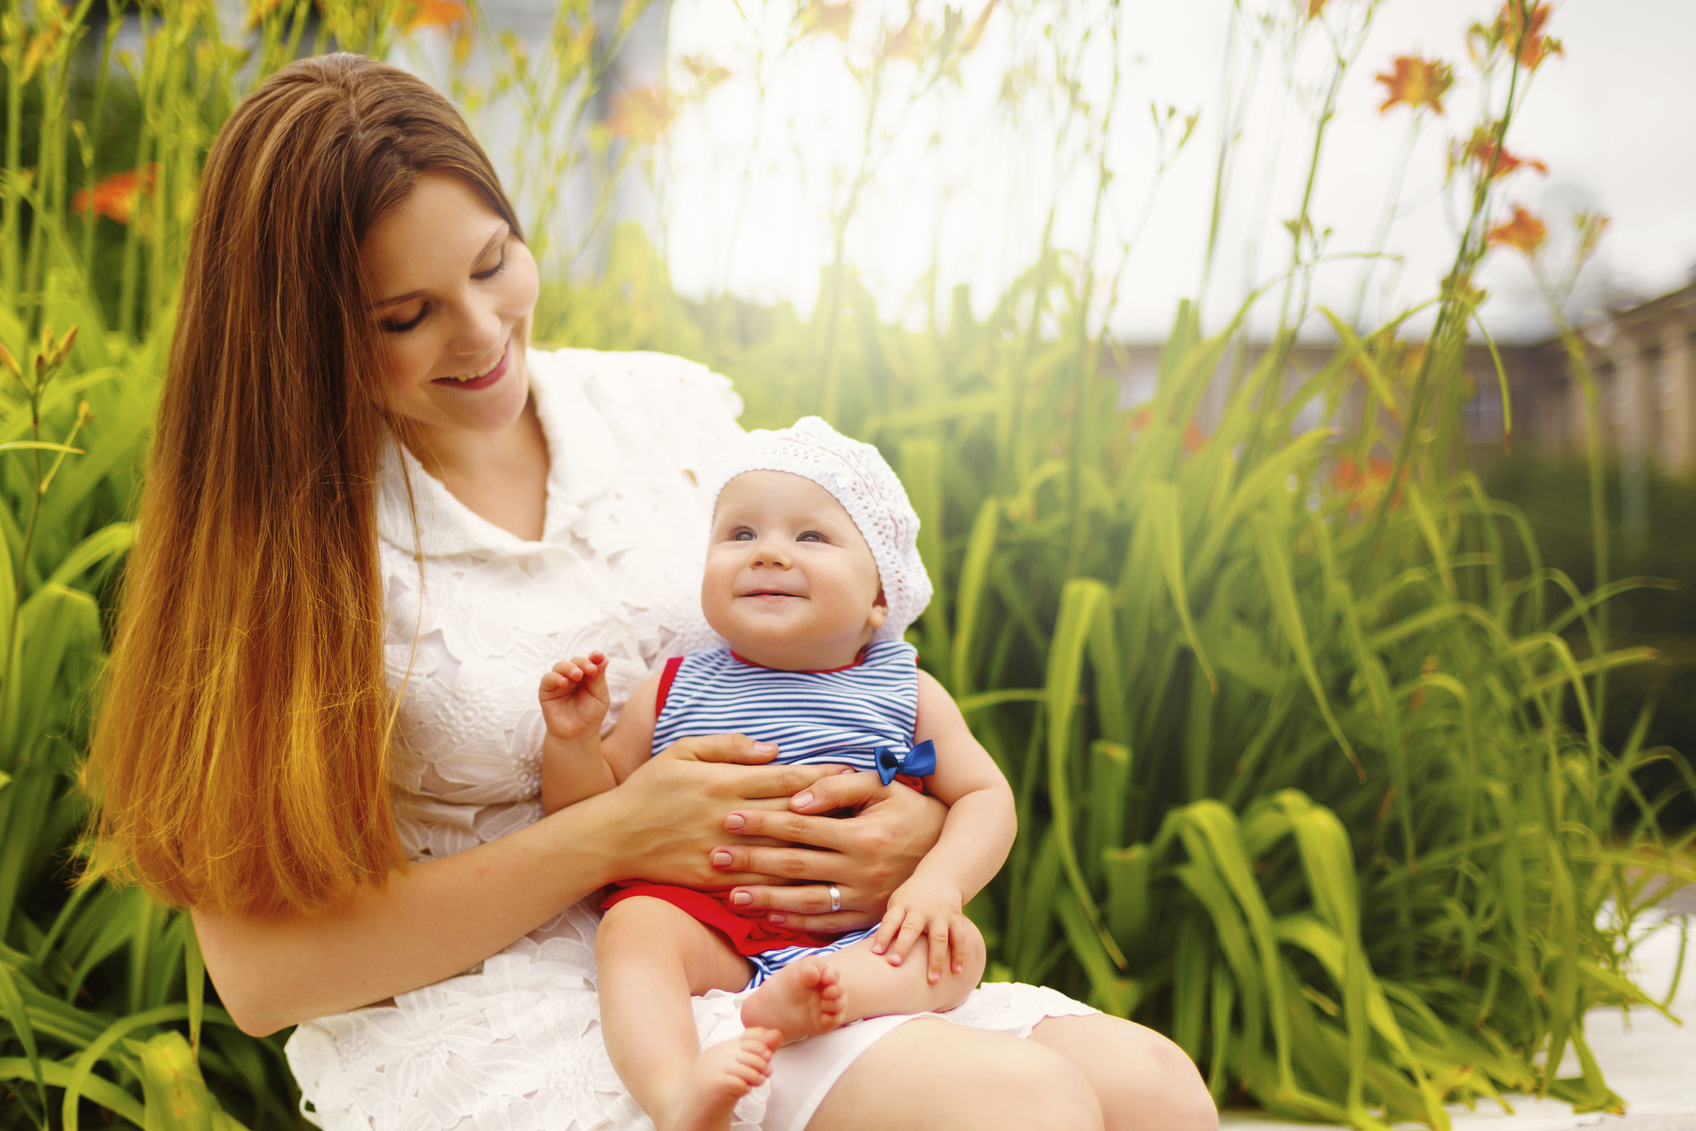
[805,1019,1105,1131]
[595,896,781,1131]
[1029,1014,1218,1131]
[741,921,986,1039]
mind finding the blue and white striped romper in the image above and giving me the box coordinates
[649,639,929,987]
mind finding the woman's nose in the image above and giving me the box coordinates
[451,291,504,356]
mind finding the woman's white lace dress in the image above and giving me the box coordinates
[283,348,1093,1131]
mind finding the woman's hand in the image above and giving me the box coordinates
[601,734,862,889]
[713,771,949,933]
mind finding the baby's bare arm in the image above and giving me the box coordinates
[540,654,618,813]
[869,670,1017,982]
[908,670,1017,901]
[602,671,662,783]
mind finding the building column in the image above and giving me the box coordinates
[1610,336,1651,541]
[1659,331,1695,476]
[1567,358,1592,456]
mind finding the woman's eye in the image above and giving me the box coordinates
[381,305,428,334]
[474,255,508,281]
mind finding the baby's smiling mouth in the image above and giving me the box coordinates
[740,589,802,598]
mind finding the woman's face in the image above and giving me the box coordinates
[360,171,540,437]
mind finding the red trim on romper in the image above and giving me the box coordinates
[654,655,685,717]
[728,644,871,674]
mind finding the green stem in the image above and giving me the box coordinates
[4,0,26,301]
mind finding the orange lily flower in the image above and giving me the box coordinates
[1182,421,1207,453]
[607,85,677,144]
[1497,2,1562,70]
[799,0,854,41]
[72,163,158,225]
[397,0,468,31]
[884,13,926,62]
[1375,55,1453,115]
[1330,454,1404,517]
[1487,205,1547,255]
[1463,130,1547,179]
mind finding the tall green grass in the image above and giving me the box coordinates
[1,1,1690,1129]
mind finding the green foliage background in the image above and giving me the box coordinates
[0,2,1691,1130]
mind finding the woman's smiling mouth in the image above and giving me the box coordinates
[433,338,510,390]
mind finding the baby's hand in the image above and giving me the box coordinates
[870,874,972,985]
[539,652,610,742]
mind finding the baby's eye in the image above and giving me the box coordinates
[797,531,824,543]
[731,530,755,541]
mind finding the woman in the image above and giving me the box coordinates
[83,53,1216,1131]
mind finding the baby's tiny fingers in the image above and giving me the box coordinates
[870,907,904,956]
[927,922,949,984]
[888,917,925,965]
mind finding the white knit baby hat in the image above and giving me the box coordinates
[710,416,933,643]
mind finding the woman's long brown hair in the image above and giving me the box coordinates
[83,54,524,915]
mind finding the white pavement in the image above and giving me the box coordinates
[1221,898,1695,1131]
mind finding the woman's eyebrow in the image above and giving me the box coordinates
[372,224,509,309]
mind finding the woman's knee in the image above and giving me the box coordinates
[1030,1014,1217,1131]
[809,1019,1103,1131]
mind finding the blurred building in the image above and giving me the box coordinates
[1109,280,1696,483]
[1505,281,1696,478]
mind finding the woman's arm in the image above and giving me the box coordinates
[194,735,851,1036]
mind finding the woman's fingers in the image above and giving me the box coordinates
[720,807,855,852]
[656,732,781,766]
[726,883,838,915]
[787,770,885,813]
[758,910,871,934]
[708,841,849,880]
[724,882,881,932]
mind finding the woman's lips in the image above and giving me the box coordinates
[433,339,510,390]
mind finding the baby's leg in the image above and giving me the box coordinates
[741,917,988,1040]
[596,895,781,1131]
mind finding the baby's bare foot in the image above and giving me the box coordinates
[653,1028,780,1131]
[740,957,848,1040]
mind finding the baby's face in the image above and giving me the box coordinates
[703,471,887,671]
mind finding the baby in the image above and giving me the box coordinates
[536,417,1017,1131]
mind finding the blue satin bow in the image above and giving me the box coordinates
[874,739,937,785]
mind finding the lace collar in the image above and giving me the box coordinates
[374,348,614,557]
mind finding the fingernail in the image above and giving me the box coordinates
[792,791,814,809]
[889,954,901,965]
[711,851,732,868]
[731,891,752,906]
[754,742,778,754]
[725,813,746,831]
[768,913,786,924]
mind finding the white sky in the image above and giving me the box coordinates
[653,0,1696,344]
